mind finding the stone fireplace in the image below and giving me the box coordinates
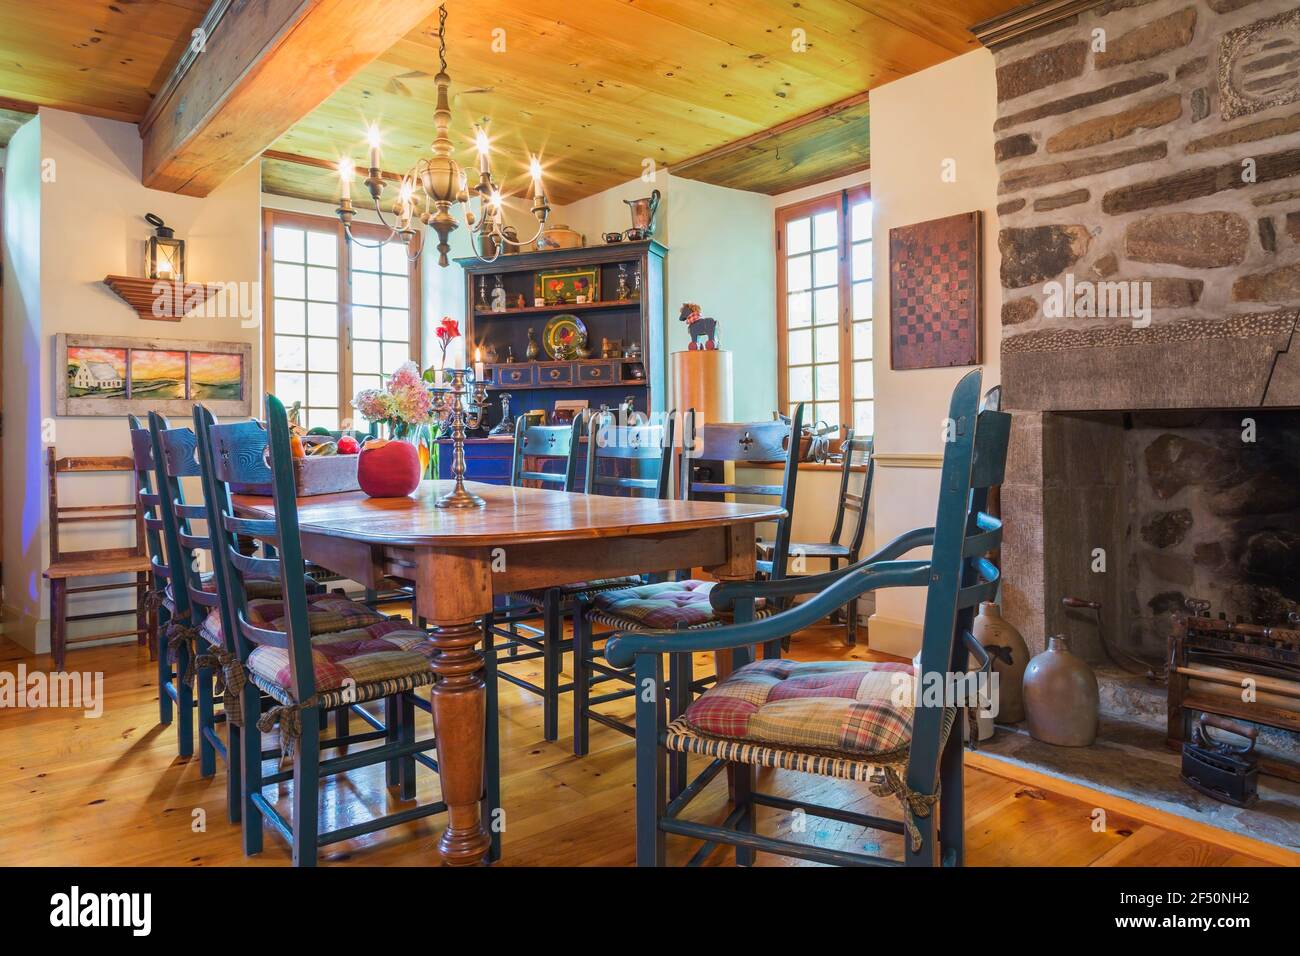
[981,0,1300,662]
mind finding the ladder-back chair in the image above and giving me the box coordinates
[770,431,874,644]
[568,407,802,763]
[43,447,152,671]
[128,415,184,748]
[680,403,804,580]
[197,397,450,865]
[604,370,1010,867]
[488,415,601,742]
[569,413,676,755]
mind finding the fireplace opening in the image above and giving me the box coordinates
[1027,408,1300,667]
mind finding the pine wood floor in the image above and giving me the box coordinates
[0,622,1281,867]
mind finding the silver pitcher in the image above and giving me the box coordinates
[623,189,661,237]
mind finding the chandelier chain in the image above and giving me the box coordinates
[437,4,448,74]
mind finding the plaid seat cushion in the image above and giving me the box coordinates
[589,579,766,631]
[247,619,435,700]
[509,576,642,606]
[680,658,915,761]
[200,593,385,645]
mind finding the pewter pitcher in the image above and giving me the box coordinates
[623,189,661,235]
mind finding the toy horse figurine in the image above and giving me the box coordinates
[678,303,718,351]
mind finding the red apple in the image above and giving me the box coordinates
[336,435,360,455]
[357,439,421,498]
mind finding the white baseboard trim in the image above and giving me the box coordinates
[866,613,923,658]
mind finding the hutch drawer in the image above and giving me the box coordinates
[577,361,617,385]
[493,364,535,388]
[537,362,574,386]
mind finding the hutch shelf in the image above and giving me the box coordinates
[442,240,666,484]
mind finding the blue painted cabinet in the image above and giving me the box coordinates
[436,437,514,486]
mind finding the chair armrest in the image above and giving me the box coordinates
[710,525,936,607]
[606,560,930,667]
[963,630,993,674]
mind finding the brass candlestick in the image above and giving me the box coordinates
[431,368,490,509]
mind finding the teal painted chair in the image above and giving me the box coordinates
[570,404,804,762]
[128,416,184,752]
[486,414,646,741]
[604,370,1010,866]
[195,397,451,865]
[763,430,874,644]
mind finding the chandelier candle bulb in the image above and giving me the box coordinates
[338,157,353,203]
[367,124,381,172]
[476,125,490,174]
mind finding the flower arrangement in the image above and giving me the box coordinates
[353,361,436,434]
[352,361,440,477]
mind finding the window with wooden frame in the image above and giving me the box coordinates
[775,186,873,438]
[261,209,422,431]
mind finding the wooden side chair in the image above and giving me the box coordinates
[128,416,186,750]
[604,369,1011,867]
[768,431,874,645]
[681,404,805,580]
[196,396,450,866]
[569,414,676,755]
[42,447,152,671]
[487,414,641,742]
[569,405,803,760]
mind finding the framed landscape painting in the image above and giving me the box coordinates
[888,211,982,371]
[56,333,252,417]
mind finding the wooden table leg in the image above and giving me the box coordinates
[428,618,491,866]
[413,548,495,865]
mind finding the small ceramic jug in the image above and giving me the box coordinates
[1023,635,1099,747]
[973,602,1030,724]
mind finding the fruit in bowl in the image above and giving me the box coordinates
[357,439,421,498]
[336,435,360,455]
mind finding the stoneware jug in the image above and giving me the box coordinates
[1023,635,1099,747]
[973,601,1030,724]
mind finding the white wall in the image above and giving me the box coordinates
[2,109,262,653]
[866,49,1002,656]
[3,116,43,647]
[555,172,777,422]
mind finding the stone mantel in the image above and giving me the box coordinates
[1003,307,1300,411]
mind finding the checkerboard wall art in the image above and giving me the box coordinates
[888,211,982,371]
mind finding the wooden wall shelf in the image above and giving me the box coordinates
[103,275,223,321]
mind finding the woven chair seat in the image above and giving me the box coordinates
[247,619,436,710]
[670,659,917,768]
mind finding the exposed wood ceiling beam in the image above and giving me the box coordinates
[140,0,443,197]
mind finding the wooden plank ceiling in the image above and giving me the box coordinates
[0,0,208,125]
[267,0,1025,206]
[0,0,1027,199]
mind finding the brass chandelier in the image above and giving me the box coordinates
[334,3,550,266]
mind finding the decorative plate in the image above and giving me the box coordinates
[542,314,587,360]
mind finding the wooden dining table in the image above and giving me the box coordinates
[234,478,785,866]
